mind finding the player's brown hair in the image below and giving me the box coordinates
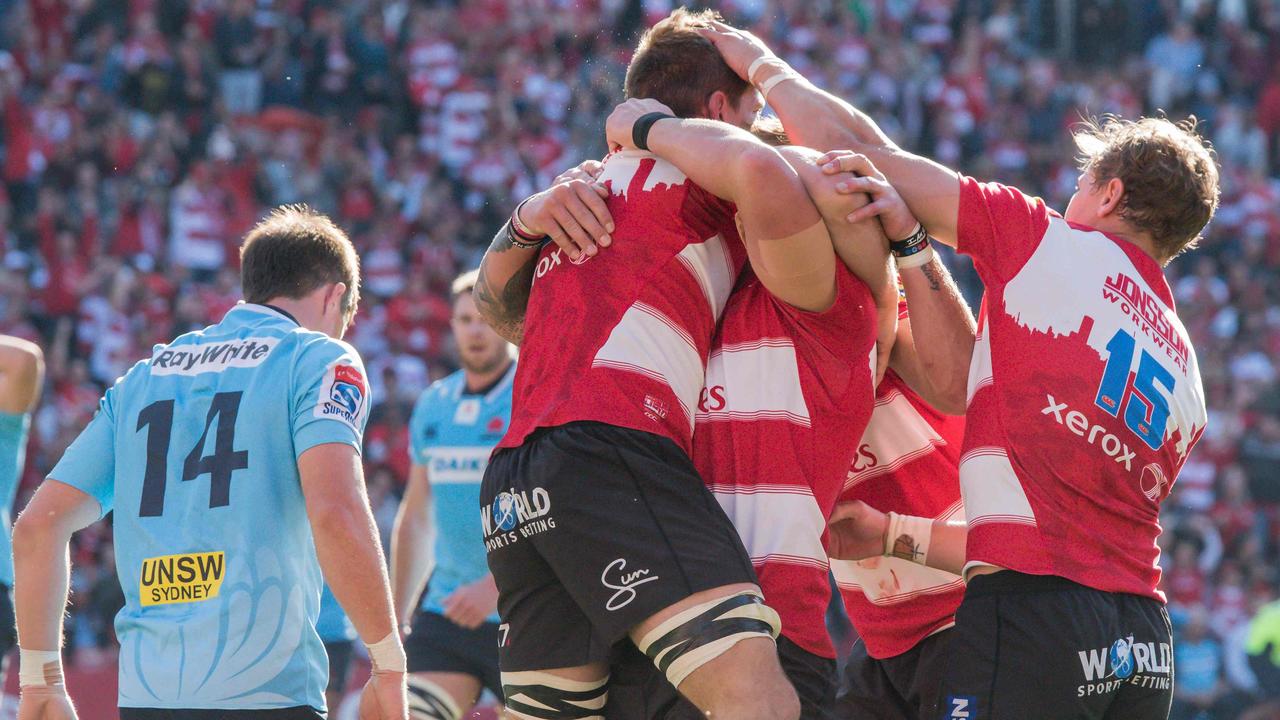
[1073,116,1220,265]
[750,116,791,147]
[624,8,752,119]
[240,204,361,319]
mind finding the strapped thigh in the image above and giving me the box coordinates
[502,670,609,720]
[634,589,782,689]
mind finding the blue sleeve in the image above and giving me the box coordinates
[49,388,117,517]
[291,337,371,460]
[407,391,433,467]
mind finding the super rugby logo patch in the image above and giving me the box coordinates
[315,362,368,432]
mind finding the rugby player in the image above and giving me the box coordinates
[14,206,408,720]
[701,20,1218,719]
[0,335,42,677]
[390,270,513,720]
[530,125,976,719]
[470,9,895,718]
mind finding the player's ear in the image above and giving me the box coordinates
[1097,177,1125,219]
[705,90,728,122]
[325,282,347,315]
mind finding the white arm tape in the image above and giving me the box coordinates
[884,512,933,566]
[747,55,782,85]
[895,244,936,269]
[19,648,64,687]
[759,71,799,101]
[366,631,407,673]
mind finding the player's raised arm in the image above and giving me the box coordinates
[607,98,836,312]
[697,21,962,246]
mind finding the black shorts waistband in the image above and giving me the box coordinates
[965,571,1095,598]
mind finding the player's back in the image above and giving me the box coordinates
[501,150,746,454]
[693,266,877,658]
[955,177,1207,600]
[59,303,369,710]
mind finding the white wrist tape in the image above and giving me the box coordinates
[759,71,799,100]
[747,55,783,85]
[884,512,933,566]
[19,648,64,687]
[895,244,936,269]
[366,632,406,673]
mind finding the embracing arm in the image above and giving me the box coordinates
[893,256,976,415]
[609,100,833,312]
[699,22,962,246]
[473,226,539,346]
[827,499,968,577]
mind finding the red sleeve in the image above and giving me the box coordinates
[775,263,876,379]
[956,175,1053,285]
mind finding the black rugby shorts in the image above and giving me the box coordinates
[480,421,757,672]
[937,571,1172,720]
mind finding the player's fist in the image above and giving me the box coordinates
[605,98,675,152]
[827,501,889,562]
[18,686,78,720]
[359,669,409,720]
[695,19,776,82]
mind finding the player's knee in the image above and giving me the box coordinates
[501,670,609,720]
[633,589,782,693]
[407,675,463,720]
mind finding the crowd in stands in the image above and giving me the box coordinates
[1,0,1279,715]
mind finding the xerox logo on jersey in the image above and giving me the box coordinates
[481,488,555,551]
[315,363,368,433]
[1042,394,1136,471]
[534,247,591,280]
[1076,635,1171,697]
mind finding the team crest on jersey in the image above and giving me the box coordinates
[315,363,368,432]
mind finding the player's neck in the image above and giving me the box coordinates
[1093,221,1161,266]
[261,296,325,334]
[463,358,512,395]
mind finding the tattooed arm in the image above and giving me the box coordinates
[827,500,968,577]
[474,225,539,346]
[474,164,615,345]
[893,255,976,415]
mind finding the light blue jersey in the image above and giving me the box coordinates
[51,304,370,711]
[0,410,30,587]
[410,362,513,624]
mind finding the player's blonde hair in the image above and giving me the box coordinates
[1073,116,1220,265]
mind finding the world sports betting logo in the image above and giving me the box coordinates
[481,488,554,551]
[1076,635,1171,697]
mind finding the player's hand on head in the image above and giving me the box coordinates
[695,19,775,82]
[827,500,890,562]
[359,669,409,720]
[818,151,920,241]
[18,686,78,720]
[519,177,615,261]
[554,159,606,187]
[605,98,675,152]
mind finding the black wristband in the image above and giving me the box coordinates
[504,220,548,250]
[633,112,675,152]
[889,223,930,258]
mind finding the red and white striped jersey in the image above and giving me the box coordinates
[832,367,967,659]
[500,151,747,453]
[695,266,877,659]
[956,177,1207,602]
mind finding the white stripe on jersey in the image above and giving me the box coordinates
[593,302,702,431]
[959,446,1037,528]
[966,326,993,406]
[601,150,689,200]
[676,234,736,321]
[713,488,827,569]
[831,556,966,604]
[698,339,811,427]
[846,389,948,490]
